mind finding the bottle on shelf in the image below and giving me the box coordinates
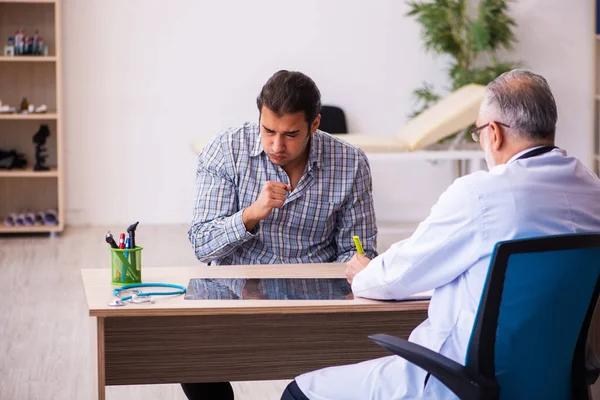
[4,36,15,57]
[15,29,24,56]
[20,97,29,113]
[37,37,44,56]
[32,30,39,55]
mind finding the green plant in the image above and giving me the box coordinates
[407,0,519,119]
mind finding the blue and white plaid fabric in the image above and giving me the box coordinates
[189,122,378,265]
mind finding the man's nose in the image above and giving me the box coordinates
[272,136,285,152]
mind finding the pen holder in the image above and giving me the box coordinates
[110,246,143,285]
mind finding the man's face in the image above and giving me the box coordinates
[259,106,317,167]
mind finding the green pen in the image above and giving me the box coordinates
[353,235,364,255]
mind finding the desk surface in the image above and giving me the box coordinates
[81,263,429,317]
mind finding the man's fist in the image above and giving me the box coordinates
[243,181,291,231]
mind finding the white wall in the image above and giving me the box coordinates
[62,0,595,226]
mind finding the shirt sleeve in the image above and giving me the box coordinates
[188,139,256,263]
[335,151,378,262]
[351,177,484,299]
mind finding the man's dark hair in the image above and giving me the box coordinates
[257,70,322,125]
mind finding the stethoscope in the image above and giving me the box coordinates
[108,283,187,306]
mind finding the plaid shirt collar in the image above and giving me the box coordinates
[249,128,323,170]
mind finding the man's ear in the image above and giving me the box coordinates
[489,121,504,151]
[311,114,321,134]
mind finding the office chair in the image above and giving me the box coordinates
[370,233,600,400]
[319,105,348,134]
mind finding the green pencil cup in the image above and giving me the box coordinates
[110,246,143,285]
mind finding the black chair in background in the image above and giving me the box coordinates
[319,105,348,134]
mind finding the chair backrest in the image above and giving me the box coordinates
[319,105,348,134]
[466,233,600,400]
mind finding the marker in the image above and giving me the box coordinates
[119,233,125,249]
[352,235,364,255]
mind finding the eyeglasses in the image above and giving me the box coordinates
[470,122,511,142]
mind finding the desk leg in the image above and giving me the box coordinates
[91,317,106,400]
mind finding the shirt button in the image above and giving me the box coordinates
[279,227,283,232]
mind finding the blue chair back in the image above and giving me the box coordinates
[466,234,600,400]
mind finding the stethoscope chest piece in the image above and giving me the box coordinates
[108,298,126,307]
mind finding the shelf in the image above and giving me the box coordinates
[0,224,60,233]
[0,112,57,120]
[0,168,58,177]
[0,56,56,62]
[0,0,56,3]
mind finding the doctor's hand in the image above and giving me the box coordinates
[345,254,371,285]
[243,181,291,231]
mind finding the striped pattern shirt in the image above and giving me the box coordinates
[188,122,378,265]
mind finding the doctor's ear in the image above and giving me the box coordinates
[488,122,504,151]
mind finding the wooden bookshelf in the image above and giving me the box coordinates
[0,224,61,233]
[0,1,56,3]
[0,55,56,61]
[0,112,57,119]
[0,167,58,177]
[0,0,63,234]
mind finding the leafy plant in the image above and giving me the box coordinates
[407,0,519,119]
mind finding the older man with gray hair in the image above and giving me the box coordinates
[281,69,600,399]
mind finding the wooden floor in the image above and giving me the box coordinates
[0,225,415,400]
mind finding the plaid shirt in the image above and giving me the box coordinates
[188,122,378,265]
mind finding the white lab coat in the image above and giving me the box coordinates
[295,148,600,400]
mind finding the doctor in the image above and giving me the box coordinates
[282,69,600,400]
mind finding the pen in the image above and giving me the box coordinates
[352,235,364,255]
[122,237,131,283]
[124,237,131,258]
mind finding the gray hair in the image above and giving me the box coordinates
[480,69,557,140]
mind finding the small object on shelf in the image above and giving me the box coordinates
[0,149,27,169]
[14,29,23,56]
[34,211,44,226]
[34,104,48,114]
[32,30,39,53]
[22,212,35,226]
[3,214,15,227]
[4,36,15,56]
[43,209,58,225]
[28,104,34,113]
[37,36,46,56]
[32,124,51,171]
[20,97,29,113]
[0,100,15,114]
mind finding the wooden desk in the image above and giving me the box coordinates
[81,264,429,400]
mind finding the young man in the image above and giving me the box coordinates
[282,70,600,399]
[185,70,378,399]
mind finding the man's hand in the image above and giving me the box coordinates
[242,181,291,231]
[345,253,371,285]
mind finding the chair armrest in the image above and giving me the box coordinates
[369,334,499,400]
